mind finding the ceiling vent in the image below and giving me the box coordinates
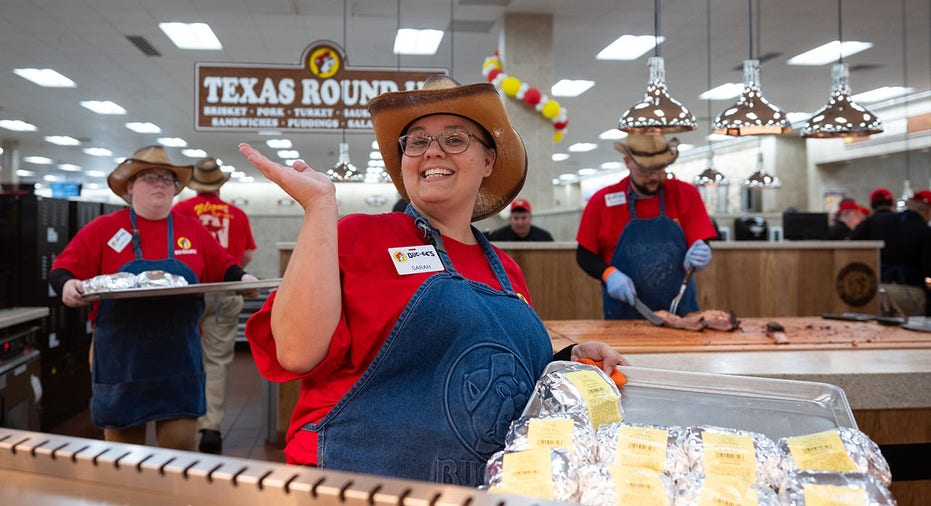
[126,35,161,57]
[447,20,496,33]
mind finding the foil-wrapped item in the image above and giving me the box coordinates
[484,447,578,503]
[577,465,674,506]
[675,473,780,506]
[82,272,137,293]
[778,427,892,487]
[82,270,189,294]
[596,422,689,476]
[780,471,896,505]
[680,425,785,489]
[531,361,623,430]
[504,414,598,466]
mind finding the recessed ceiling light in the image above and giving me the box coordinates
[182,148,207,158]
[278,150,300,158]
[45,136,81,146]
[0,120,38,132]
[568,143,597,152]
[596,35,664,61]
[159,22,223,50]
[266,139,293,149]
[699,83,744,100]
[394,29,444,55]
[13,68,76,87]
[16,169,35,177]
[599,129,627,140]
[852,86,913,103]
[552,80,595,97]
[158,137,187,147]
[126,122,161,133]
[43,174,61,182]
[578,168,598,176]
[85,170,107,178]
[787,41,873,66]
[601,162,624,170]
[552,153,570,162]
[24,156,53,164]
[58,164,81,172]
[84,147,113,157]
[81,101,126,115]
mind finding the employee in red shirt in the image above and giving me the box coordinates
[576,134,717,319]
[49,145,257,450]
[239,75,627,486]
[173,157,257,454]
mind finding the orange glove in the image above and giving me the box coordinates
[577,358,627,387]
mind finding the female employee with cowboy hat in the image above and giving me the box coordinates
[50,145,257,450]
[576,133,717,319]
[239,75,628,486]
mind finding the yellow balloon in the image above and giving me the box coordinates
[501,77,521,96]
[553,131,564,143]
[542,100,561,119]
[482,59,501,72]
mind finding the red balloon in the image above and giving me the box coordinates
[487,68,501,82]
[523,88,542,105]
[554,120,568,130]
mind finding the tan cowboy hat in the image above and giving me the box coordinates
[368,74,527,221]
[614,134,680,170]
[107,145,193,203]
[187,157,231,192]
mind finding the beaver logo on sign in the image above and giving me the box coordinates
[835,262,877,307]
[309,44,341,78]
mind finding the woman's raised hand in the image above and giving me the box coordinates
[239,143,336,209]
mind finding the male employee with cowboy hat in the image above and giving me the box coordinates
[576,133,717,319]
[49,145,257,450]
[173,157,257,454]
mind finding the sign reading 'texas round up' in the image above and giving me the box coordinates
[195,41,445,132]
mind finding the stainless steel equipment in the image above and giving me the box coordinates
[0,427,560,506]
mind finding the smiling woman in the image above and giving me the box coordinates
[236,74,627,486]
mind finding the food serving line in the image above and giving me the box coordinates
[542,317,931,504]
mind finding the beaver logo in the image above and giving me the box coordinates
[835,262,877,307]
[443,345,536,460]
[309,47,341,78]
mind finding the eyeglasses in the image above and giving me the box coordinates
[628,158,668,175]
[398,129,490,157]
[135,173,178,186]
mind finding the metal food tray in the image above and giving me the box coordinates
[524,363,856,441]
[79,278,281,301]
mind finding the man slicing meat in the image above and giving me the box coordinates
[575,134,718,320]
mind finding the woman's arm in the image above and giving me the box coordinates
[239,143,342,373]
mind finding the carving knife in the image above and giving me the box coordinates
[633,296,665,326]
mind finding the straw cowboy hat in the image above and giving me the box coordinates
[368,74,527,221]
[187,157,231,192]
[108,145,193,203]
[614,134,680,170]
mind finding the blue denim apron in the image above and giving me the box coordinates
[603,188,697,320]
[306,207,552,486]
[91,210,206,429]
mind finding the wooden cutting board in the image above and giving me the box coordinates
[544,317,931,354]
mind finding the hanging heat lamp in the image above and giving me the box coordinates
[801,0,883,138]
[618,0,696,134]
[694,0,730,214]
[742,151,781,188]
[713,0,791,136]
[327,0,363,183]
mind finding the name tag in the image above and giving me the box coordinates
[388,245,445,275]
[605,191,627,207]
[108,228,132,253]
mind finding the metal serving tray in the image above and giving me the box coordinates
[79,278,281,301]
[524,363,857,441]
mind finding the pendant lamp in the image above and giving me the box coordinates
[695,0,729,190]
[618,0,696,134]
[742,152,781,188]
[712,0,791,136]
[801,0,883,138]
[327,141,363,182]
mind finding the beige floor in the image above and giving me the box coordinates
[51,349,286,464]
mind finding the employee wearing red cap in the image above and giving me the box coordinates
[869,188,895,212]
[852,190,931,316]
[827,198,868,240]
[487,198,554,242]
[851,187,897,240]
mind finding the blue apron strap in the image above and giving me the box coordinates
[626,186,666,220]
[130,209,176,260]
